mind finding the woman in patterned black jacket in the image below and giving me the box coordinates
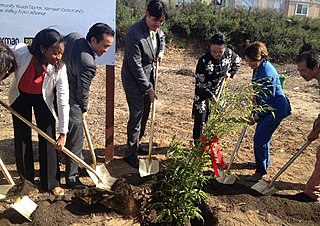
[192,32,241,142]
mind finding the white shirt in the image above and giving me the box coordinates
[150,31,158,52]
[9,43,69,134]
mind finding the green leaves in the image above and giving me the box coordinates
[150,81,272,225]
[151,138,211,225]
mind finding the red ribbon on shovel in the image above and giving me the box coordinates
[200,135,225,177]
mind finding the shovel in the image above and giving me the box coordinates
[251,140,312,195]
[139,62,160,177]
[213,76,227,103]
[83,118,117,187]
[83,118,97,169]
[0,157,15,199]
[0,98,116,191]
[11,196,37,221]
[216,125,247,184]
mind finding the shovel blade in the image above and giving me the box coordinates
[251,179,277,195]
[139,158,160,177]
[215,169,237,185]
[0,185,14,199]
[223,173,237,185]
[86,165,117,190]
[215,169,227,183]
[11,196,37,221]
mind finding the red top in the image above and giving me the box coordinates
[18,56,46,94]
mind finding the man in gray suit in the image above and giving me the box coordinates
[63,23,114,188]
[121,0,168,168]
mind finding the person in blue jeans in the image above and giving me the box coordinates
[244,41,291,182]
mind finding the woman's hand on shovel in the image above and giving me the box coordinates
[55,133,66,151]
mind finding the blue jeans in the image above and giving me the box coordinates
[254,113,281,175]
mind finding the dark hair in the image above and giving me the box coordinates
[28,28,64,70]
[210,32,226,46]
[147,0,168,19]
[296,50,320,69]
[86,23,115,43]
[244,41,269,61]
[0,42,17,80]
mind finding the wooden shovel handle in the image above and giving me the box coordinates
[216,77,227,101]
[0,98,104,183]
[148,62,159,160]
[269,140,312,187]
[226,125,247,171]
[0,158,15,185]
[83,119,97,169]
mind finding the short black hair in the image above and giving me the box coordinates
[86,23,115,43]
[210,32,226,45]
[147,0,168,20]
[296,50,320,69]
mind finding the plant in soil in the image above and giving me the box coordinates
[148,82,270,225]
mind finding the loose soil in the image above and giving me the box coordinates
[0,42,319,225]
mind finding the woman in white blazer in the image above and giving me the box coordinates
[9,29,69,196]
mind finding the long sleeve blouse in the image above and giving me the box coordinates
[194,48,241,103]
[9,43,69,134]
[252,59,289,119]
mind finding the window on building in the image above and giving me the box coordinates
[296,3,308,16]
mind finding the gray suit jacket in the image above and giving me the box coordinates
[121,17,165,95]
[62,33,96,113]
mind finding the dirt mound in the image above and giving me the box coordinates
[6,180,39,198]
[203,179,320,225]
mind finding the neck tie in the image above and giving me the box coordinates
[151,32,157,53]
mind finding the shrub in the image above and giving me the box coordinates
[150,81,268,225]
[116,1,320,63]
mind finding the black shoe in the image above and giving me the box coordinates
[66,177,87,189]
[138,147,149,155]
[78,167,89,176]
[124,155,139,168]
[245,172,263,182]
[291,192,317,202]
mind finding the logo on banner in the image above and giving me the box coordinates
[24,37,34,46]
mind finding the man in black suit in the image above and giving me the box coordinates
[121,0,168,168]
[63,23,114,188]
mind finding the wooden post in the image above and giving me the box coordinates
[105,65,114,163]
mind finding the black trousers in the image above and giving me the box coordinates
[125,92,151,158]
[192,100,210,141]
[11,91,60,191]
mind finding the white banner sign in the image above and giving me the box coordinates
[0,0,116,65]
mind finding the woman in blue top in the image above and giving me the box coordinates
[244,41,291,182]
